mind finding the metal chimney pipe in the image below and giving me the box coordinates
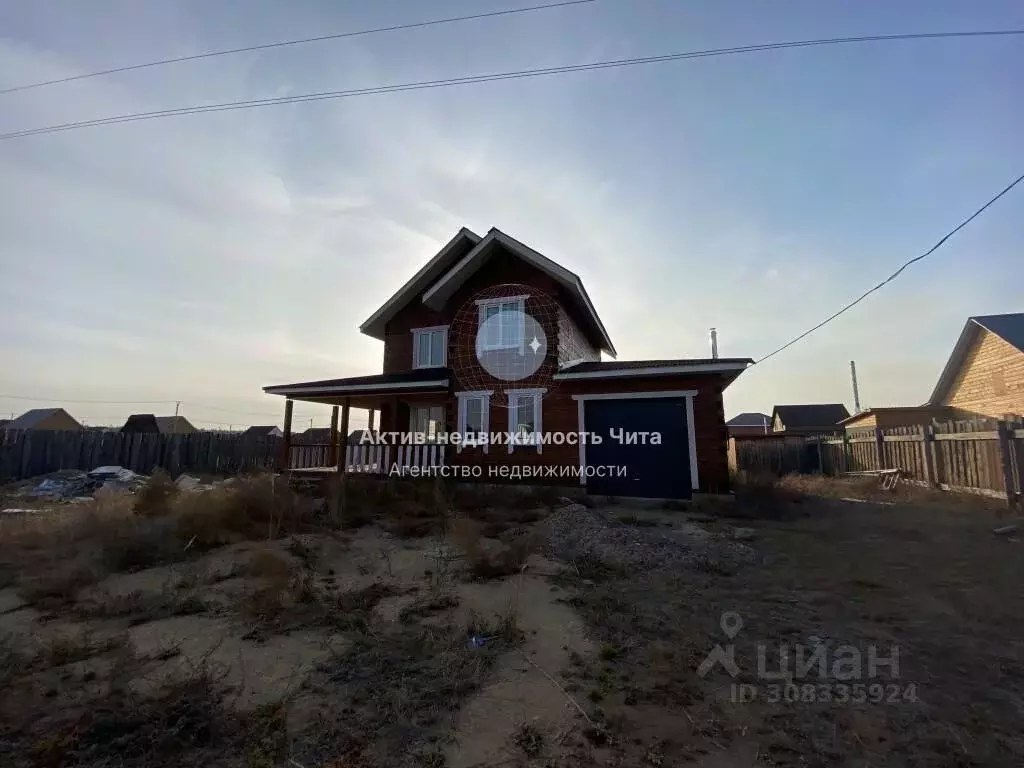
[850,360,862,414]
[710,328,719,359]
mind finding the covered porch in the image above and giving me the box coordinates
[262,370,452,477]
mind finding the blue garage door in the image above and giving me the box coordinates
[584,397,691,500]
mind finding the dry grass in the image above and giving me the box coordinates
[133,468,179,516]
[292,610,522,767]
[557,493,1024,766]
[448,517,535,581]
[3,475,317,608]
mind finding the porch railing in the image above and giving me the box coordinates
[287,443,447,475]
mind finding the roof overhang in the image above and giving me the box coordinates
[264,378,449,398]
[421,229,617,358]
[928,318,983,405]
[553,360,750,381]
[359,228,481,341]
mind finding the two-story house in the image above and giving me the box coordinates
[263,227,751,499]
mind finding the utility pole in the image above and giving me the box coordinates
[850,361,862,414]
[174,401,181,417]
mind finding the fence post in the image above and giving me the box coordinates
[874,427,885,471]
[815,437,824,474]
[921,425,937,487]
[996,420,1018,508]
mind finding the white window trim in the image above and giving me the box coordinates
[571,390,699,490]
[409,404,445,444]
[456,390,492,453]
[477,296,527,353]
[506,387,546,454]
[411,325,449,369]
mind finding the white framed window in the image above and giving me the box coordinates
[456,391,491,452]
[507,388,546,454]
[409,405,445,443]
[412,326,448,369]
[477,296,527,352]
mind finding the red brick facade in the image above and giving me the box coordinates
[374,243,734,493]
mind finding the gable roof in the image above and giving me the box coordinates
[121,414,160,433]
[772,404,850,428]
[928,313,1024,405]
[8,408,79,430]
[154,416,195,434]
[359,226,616,357]
[727,412,771,427]
[421,228,616,357]
[359,227,482,340]
[242,425,281,438]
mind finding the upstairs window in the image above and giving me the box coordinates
[412,326,448,368]
[477,297,526,352]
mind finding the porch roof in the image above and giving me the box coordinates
[553,357,752,384]
[263,368,450,401]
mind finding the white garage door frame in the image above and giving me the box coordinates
[571,389,700,491]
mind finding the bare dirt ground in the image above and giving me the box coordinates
[1,472,1022,767]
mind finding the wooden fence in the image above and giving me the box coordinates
[0,429,283,483]
[728,419,1024,506]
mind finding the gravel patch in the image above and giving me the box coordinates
[539,504,758,573]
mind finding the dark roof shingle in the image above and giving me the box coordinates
[973,313,1024,354]
[773,404,850,428]
[9,408,75,430]
[727,412,771,427]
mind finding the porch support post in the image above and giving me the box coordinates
[279,399,294,471]
[337,398,350,475]
[329,406,340,467]
[368,408,375,431]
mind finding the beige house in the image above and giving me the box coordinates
[840,406,954,433]
[5,408,83,431]
[928,313,1024,419]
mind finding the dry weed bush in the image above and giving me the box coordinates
[448,517,535,581]
[5,475,318,604]
[133,468,179,516]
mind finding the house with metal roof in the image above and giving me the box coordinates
[5,408,83,432]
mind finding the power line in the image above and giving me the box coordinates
[0,394,177,405]
[0,393,327,420]
[0,0,599,96]
[2,29,1020,141]
[754,171,1024,366]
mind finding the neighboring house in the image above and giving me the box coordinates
[6,408,83,432]
[121,414,160,433]
[0,419,10,431]
[155,416,196,435]
[927,313,1024,419]
[264,226,752,499]
[771,404,850,435]
[840,406,954,433]
[726,412,771,437]
[348,429,379,445]
[122,414,196,434]
[296,427,333,445]
[242,425,283,439]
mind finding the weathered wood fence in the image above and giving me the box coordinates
[728,419,1024,506]
[0,430,283,482]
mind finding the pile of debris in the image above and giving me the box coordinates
[4,467,217,505]
[539,502,759,574]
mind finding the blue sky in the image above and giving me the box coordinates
[1,0,1021,430]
